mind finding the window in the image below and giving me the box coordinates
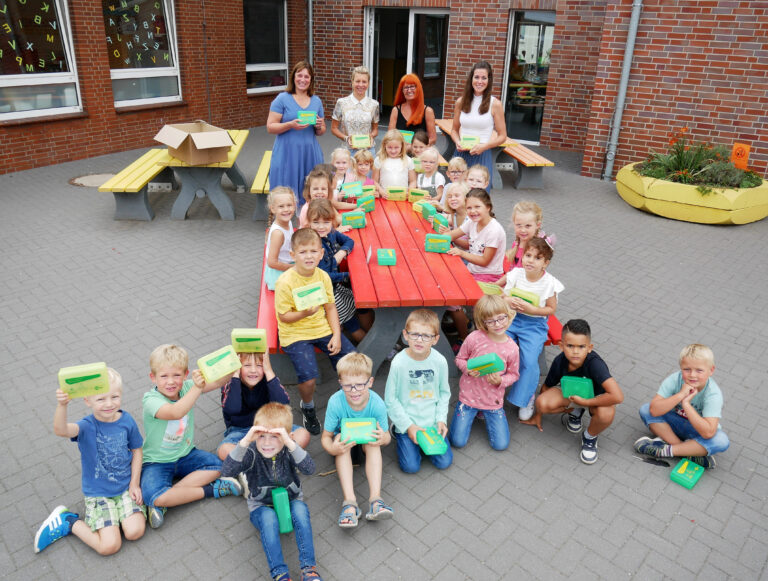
[244,0,287,94]
[423,16,445,79]
[102,0,181,107]
[0,0,81,120]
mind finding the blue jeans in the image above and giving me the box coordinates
[282,334,356,383]
[394,431,453,473]
[449,402,510,451]
[250,500,316,579]
[141,448,222,507]
[639,403,730,455]
[505,313,549,407]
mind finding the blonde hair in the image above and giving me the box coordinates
[353,149,374,166]
[149,344,189,374]
[467,164,490,185]
[291,227,322,250]
[679,344,715,366]
[237,352,263,365]
[444,183,469,219]
[350,65,370,82]
[302,168,333,203]
[253,402,293,432]
[419,146,439,162]
[405,309,440,336]
[331,147,353,170]
[447,157,468,173]
[378,129,407,162]
[268,186,296,208]
[512,200,543,227]
[473,295,513,333]
[107,367,123,392]
[337,352,373,379]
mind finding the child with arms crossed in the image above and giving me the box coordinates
[385,309,453,473]
[35,368,145,554]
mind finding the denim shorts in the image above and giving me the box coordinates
[638,403,730,455]
[141,448,222,507]
[282,334,356,384]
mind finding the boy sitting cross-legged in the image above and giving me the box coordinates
[275,228,356,435]
[321,353,392,528]
[521,319,624,465]
[34,368,146,554]
[222,403,322,581]
[385,308,453,472]
[634,343,729,469]
[141,344,242,529]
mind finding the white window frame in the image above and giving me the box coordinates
[0,0,82,121]
[245,0,288,95]
[109,0,182,108]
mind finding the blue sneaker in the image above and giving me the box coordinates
[34,506,77,553]
[213,477,243,498]
[148,506,166,529]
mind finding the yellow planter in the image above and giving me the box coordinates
[616,163,768,225]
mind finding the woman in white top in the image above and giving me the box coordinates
[449,61,507,190]
[331,66,380,151]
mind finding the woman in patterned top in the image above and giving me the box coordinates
[331,66,380,151]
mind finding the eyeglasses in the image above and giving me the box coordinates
[448,170,464,175]
[403,85,417,92]
[339,379,371,392]
[406,331,436,342]
[484,314,509,327]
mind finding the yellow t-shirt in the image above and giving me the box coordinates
[275,267,335,346]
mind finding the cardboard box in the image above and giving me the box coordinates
[154,121,234,165]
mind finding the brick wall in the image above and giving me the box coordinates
[0,0,307,175]
[579,0,768,179]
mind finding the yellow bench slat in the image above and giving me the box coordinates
[98,149,167,193]
[503,145,554,167]
[251,151,272,194]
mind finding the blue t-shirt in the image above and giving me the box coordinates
[323,389,388,435]
[73,411,143,497]
[658,371,723,420]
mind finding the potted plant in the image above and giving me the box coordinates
[615,128,768,224]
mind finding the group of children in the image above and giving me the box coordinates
[33,136,730,581]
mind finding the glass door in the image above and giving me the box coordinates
[410,12,449,118]
[505,11,555,143]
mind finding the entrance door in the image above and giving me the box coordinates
[365,8,449,120]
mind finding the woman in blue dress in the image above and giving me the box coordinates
[267,61,326,209]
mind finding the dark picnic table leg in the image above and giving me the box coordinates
[437,131,456,161]
[170,167,236,220]
[225,162,247,194]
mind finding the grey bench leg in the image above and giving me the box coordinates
[252,195,270,221]
[517,166,544,189]
[113,187,154,221]
[171,167,235,220]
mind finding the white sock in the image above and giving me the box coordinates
[584,430,597,440]
[301,401,314,409]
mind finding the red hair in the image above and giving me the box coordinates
[393,74,425,126]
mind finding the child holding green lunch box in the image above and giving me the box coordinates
[450,296,520,451]
[520,319,624,465]
[385,309,453,473]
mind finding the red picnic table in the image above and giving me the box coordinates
[345,199,484,376]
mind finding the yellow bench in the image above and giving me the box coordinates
[98,149,177,220]
[251,150,272,220]
[497,144,554,189]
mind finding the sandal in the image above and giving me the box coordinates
[338,501,360,528]
[365,498,394,521]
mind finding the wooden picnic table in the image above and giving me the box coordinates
[160,129,250,220]
[344,199,483,376]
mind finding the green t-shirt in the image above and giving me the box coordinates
[142,380,196,464]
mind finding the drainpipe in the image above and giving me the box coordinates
[308,0,314,64]
[602,0,643,181]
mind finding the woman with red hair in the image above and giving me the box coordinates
[388,74,437,147]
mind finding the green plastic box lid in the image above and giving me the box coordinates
[467,353,505,375]
[432,213,449,231]
[340,417,377,444]
[377,248,396,265]
[416,427,448,455]
[341,211,366,228]
[386,187,408,201]
[292,280,328,311]
[297,110,317,125]
[350,134,370,149]
[198,345,242,383]
[670,458,704,489]
[357,194,375,212]
[478,282,503,295]
[341,180,363,198]
[231,328,267,353]
[421,202,437,220]
[460,135,480,149]
[560,376,594,399]
[425,233,451,253]
[413,158,423,173]
[271,487,294,533]
[399,129,414,143]
[408,188,428,202]
[362,184,377,196]
[507,287,540,305]
[58,362,110,398]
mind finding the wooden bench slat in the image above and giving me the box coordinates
[503,145,554,167]
[98,149,167,193]
[251,151,272,194]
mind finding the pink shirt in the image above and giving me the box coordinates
[460,217,506,277]
[455,330,520,410]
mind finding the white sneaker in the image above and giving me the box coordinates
[518,395,536,421]
[237,472,250,498]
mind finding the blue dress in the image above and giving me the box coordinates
[269,92,325,208]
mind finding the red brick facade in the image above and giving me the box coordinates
[2,0,766,180]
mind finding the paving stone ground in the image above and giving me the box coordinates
[1,127,767,580]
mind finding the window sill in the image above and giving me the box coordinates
[0,110,88,127]
[115,100,188,114]
[247,88,284,98]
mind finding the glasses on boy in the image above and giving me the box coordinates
[405,332,436,342]
[339,379,372,392]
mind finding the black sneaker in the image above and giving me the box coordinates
[687,455,716,470]
[302,406,321,435]
[580,433,598,464]
[561,408,584,434]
